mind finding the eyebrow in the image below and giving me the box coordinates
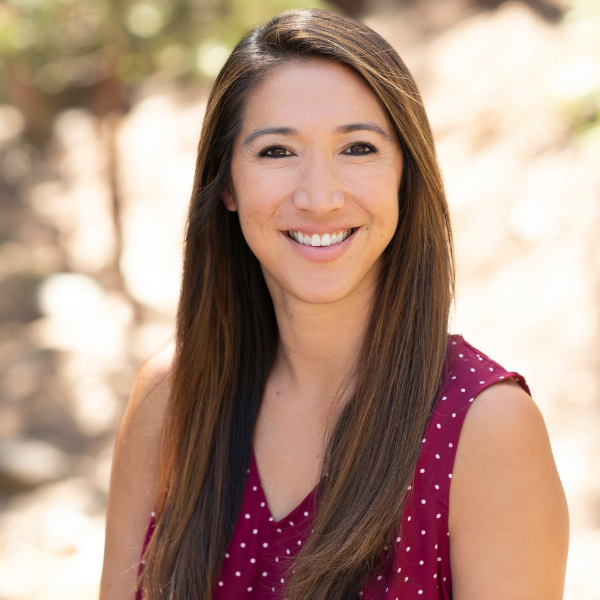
[241,122,392,147]
[336,122,391,141]
[242,127,298,147]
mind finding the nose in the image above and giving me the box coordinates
[292,155,344,214]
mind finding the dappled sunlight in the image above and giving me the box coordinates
[118,92,205,312]
[0,1,599,598]
[36,273,130,361]
[0,479,106,600]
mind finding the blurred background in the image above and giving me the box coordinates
[0,0,599,597]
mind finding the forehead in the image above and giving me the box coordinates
[241,59,392,133]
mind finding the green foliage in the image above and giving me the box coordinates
[0,0,331,123]
[556,0,600,137]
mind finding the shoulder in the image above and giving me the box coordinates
[133,339,175,402]
[123,340,174,429]
[439,336,531,404]
[443,335,530,391]
[110,340,175,527]
[99,341,175,599]
[448,378,569,598]
[112,339,175,493]
[456,377,542,453]
[450,378,552,508]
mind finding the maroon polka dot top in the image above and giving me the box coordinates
[138,334,529,599]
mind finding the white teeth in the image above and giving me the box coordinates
[289,228,353,246]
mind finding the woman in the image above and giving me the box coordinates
[100,9,569,600]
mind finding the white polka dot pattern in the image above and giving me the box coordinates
[137,335,529,600]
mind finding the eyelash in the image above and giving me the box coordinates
[259,146,293,158]
[258,141,378,158]
[345,141,378,155]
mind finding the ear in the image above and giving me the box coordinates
[221,182,238,212]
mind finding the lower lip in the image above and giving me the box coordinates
[282,229,358,263]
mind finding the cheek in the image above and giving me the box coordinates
[346,168,400,233]
[237,203,268,252]
[237,166,295,213]
[235,195,287,266]
[236,173,300,254]
[373,200,399,248]
[235,177,279,230]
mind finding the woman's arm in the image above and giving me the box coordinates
[99,343,173,600]
[449,379,569,599]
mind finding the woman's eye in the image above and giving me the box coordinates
[345,142,377,155]
[260,147,291,158]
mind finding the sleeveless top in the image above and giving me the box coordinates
[137,334,529,599]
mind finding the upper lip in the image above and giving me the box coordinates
[282,225,357,234]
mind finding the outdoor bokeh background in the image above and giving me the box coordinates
[0,0,599,598]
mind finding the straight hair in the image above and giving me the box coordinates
[140,8,454,600]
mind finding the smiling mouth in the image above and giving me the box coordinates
[287,228,354,247]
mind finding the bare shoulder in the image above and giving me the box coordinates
[124,339,175,426]
[112,338,175,503]
[448,379,569,600]
[454,378,546,459]
[99,341,175,600]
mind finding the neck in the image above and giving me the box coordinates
[266,278,377,410]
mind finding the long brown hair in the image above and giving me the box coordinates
[140,8,454,600]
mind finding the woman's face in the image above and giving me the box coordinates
[223,59,403,306]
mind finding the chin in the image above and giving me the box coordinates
[261,262,380,307]
[286,277,366,306]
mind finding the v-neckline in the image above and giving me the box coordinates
[250,445,321,528]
